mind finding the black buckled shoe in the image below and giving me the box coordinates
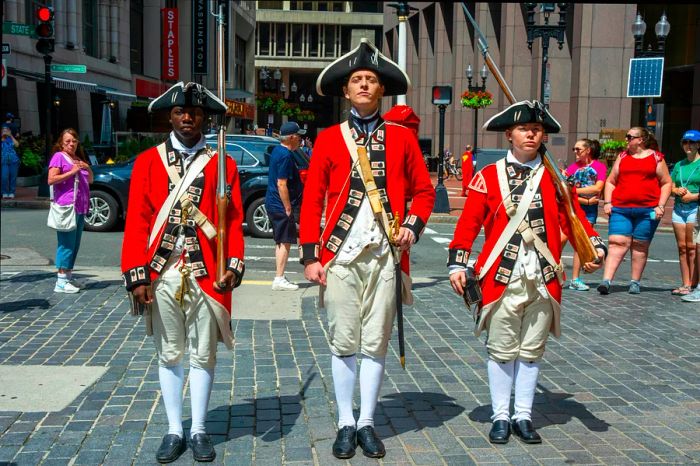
[356,426,386,458]
[332,426,357,459]
[511,419,542,444]
[190,433,216,462]
[156,434,186,464]
[488,420,511,444]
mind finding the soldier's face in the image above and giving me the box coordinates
[506,123,544,157]
[343,70,385,114]
[170,106,205,140]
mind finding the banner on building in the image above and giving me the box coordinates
[225,99,255,120]
[192,0,208,75]
[162,8,179,81]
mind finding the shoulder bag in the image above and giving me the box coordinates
[47,153,79,232]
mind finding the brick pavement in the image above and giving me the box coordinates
[0,264,698,465]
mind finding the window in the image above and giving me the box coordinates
[226,144,259,167]
[308,24,319,57]
[258,22,271,55]
[82,0,98,57]
[323,25,337,57]
[291,24,304,57]
[352,2,380,13]
[258,1,283,9]
[275,23,286,56]
[340,26,352,54]
[130,0,144,74]
[235,36,247,90]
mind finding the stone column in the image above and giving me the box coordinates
[99,0,110,59]
[110,0,119,61]
[66,0,78,49]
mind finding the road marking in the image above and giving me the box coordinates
[431,237,452,244]
[241,279,273,285]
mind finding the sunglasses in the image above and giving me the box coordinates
[681,140,698,144]
[625,134,641,140]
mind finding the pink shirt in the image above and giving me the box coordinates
[49,151,91,214]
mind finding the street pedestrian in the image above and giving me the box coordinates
[48,128,92,293]
[670,130,700,296]
[461,145,474,196]
[1,125,20,199]
[299,38,435,459]
[682,202,700,302]
[121,82,245,464]
[448,100,606,445]
[598,127,672,295]
[266,121,305,291]
[565,138,606,291]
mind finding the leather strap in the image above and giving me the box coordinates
[50,152,79,203]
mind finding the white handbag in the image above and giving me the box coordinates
[47,154,79,232]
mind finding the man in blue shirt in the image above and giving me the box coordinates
[266,121,305,290]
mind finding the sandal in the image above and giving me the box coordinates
[672,285,692,296]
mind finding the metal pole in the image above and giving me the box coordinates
[541,41,548,105]
[396,18,407,105]
[433,104,450,213]
[472,106,478,170]
[37,54,53,198]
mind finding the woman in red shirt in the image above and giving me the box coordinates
[598,127,672,294]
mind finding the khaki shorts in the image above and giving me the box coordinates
[151,263,220,369]
[485,275,553,362]
[324,248,396,358]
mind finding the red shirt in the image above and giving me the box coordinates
[611,152,663,208]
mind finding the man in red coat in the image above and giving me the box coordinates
[121,82,245,463]
[461,145,474,196]
[448,101,606,445]
[299,38,435,459]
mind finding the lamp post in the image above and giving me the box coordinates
[52,95,61,134]
[290,82,298,102]
[631,11,670,135]
[273,68,282,94]
[387,2,418,106]
[524,3,568,107]
[466,64,488,170]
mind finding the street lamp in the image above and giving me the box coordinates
[466,64,488,170]
[273,68,282,94]
[631,11,670,134]
[524,3,568,107]
[259,67,270,91]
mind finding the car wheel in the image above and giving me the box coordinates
[85,191,119,232]
[245,197,273,238]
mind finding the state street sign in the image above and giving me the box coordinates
[2,22,34,36]
[51,64,87,73]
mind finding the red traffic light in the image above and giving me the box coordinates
[37,7,53,22]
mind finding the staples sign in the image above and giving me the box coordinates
[162,8,179,81]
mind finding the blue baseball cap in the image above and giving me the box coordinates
[280,121,306,136]
[681,130,700,142]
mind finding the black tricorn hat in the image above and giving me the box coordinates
[316,38,410,97]
[148,82,227,115]
[483,100,561,133]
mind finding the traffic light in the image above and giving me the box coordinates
[432,86,452,105]
[35,7,55,55]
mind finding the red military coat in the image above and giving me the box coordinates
[299,121,435,274]
[449,161,604,336]
[120,144,245,313]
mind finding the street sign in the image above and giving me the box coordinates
[50,64,87,73]
[2,22,34,37]
[1,59,6,88]
[1,43,10,55]
[627,57,664,98]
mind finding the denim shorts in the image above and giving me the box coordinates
[581,204,598,226]
[672,201,698,224]
[608,207,659,241]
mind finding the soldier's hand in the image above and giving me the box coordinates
[582,249,605,273]
[213,270,237,293]
[394,227,415,251]
[449,270,467,296]
[304,261,326,286]
[133,284,153,304]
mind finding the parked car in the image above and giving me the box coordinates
[84,135,310,237]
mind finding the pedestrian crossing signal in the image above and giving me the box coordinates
[432,86,452,105]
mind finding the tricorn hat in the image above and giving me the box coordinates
[316,38,410,97]
[148,82,227,115]
[483,100,561,133]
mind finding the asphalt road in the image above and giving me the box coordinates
[0,208,684,288]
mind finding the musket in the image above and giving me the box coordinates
[461,3,599,265]
[213,1,228,284]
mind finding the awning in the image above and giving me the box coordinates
[226,88,254,100]
[53,77,98,91]
[101,88,139,101]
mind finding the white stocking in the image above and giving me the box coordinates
[159,364,185,437]
[487,359,514,422]
[332,354,357,428]
[357,356,385,429]
[189,366,214,436]
[513,359,540,422]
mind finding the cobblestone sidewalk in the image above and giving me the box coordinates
[0,270,698,465]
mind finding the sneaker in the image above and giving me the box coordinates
[568,278,590,291]
[7,194,14,199]
[68,278,85,289]
[597,280,611,295]
[272,276,299,291]
[54,281,80,294]
[681,288,700,303]
[629,280,641,294]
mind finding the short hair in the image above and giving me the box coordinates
[279,134,294,144]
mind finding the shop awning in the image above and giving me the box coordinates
[53,77,98,92]
[100,88,140,101]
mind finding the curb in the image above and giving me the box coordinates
[0,199,50,209]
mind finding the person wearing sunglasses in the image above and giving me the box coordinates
[564,139,606,291]
[598,127,672,295]
[670,130,700,299]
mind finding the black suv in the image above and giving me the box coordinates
[85,134,310,237]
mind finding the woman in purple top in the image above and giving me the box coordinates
[47,128,93,293]
[565,138,607,291]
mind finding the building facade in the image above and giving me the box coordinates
[2,0,257,150]
[382,3,700,165]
